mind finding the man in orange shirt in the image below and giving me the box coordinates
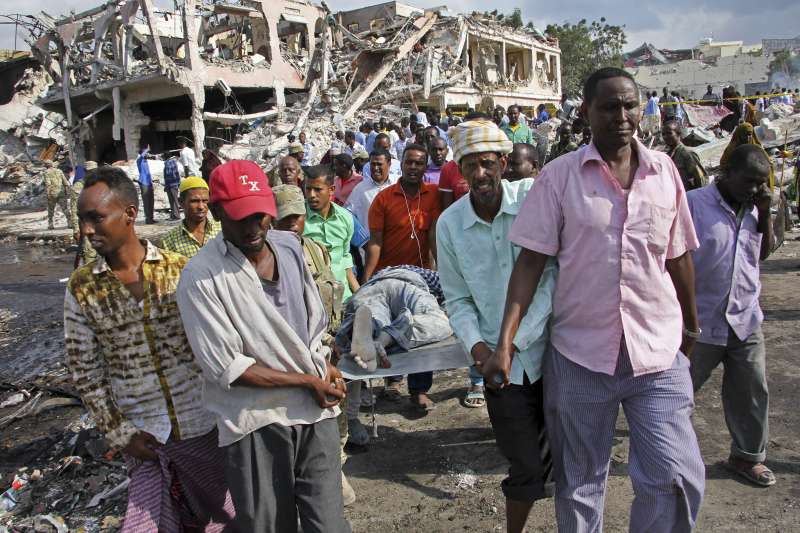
[364,142,442,410]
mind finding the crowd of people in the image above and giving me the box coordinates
[58,66,781,533]
[640,85,799,142]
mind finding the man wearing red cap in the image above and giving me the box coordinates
[177,160,351,533]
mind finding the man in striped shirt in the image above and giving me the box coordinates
[65,166,235,531]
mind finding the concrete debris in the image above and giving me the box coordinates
[765,103,795,120]
[756,118,780,142]
[3,1,562,184]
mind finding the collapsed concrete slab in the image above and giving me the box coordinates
[24,1,563,172]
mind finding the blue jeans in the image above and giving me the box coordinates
[469,365,484,387]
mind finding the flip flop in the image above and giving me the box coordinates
[462,385,485,408]
[726,457,776,487]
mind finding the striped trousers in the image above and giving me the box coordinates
[122,429,236,532]
[543,343,705,533]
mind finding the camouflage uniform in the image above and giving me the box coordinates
[70,180,97,263]
[300,235,348,457]
[43,167,72,230]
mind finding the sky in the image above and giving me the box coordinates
[2,0,798,53]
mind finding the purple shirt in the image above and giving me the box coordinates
[424,163,442,185]
[687,184,763,346]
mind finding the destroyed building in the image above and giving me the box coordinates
[23,0,561,169]
[27,0,329,167]
[626,39,771,98]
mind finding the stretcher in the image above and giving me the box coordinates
[337,336,471,437]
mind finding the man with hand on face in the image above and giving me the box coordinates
[493,68,705,532]
[364,143,441,410]
[688,144,776,487]
[176,161,350,533]
[437,118,557,532]
[304,165,360,301]
[662,119,707,191]
[65,166,236,532]
[504,143,539,182]
[161,177,220,258]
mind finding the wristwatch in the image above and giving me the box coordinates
[682,327,702,339]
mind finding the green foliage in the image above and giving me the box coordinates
[545,18,627,96]
[506,8,524,29]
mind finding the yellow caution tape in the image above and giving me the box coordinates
[656,92,795,106]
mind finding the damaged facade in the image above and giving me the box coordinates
[28,0,329,167]
[24,1,561,169]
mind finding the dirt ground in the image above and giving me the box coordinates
[1,231,799,532]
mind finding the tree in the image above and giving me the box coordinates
[545,17,627,96]
[506,8,524,29]
[769,49,799,78]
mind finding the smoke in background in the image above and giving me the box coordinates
[769,54,800,91]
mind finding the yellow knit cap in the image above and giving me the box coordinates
[178,176,209,194]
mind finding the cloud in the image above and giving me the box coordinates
[3,0,798,54]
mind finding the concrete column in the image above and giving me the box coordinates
[188,83,206,158]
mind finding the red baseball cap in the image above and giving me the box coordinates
[209,160,277,220]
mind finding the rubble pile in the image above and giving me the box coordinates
[0,394,129,532]
[0,67,68,207]
[219,10,561,168]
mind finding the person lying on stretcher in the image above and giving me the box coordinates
[334,266,453,371]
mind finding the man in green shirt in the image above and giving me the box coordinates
[303,165,360,300]
[501,105,535,145]
[160,176,220,258]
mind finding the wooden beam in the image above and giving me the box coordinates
[342,12,437,119]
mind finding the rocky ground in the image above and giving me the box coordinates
[1,222,799,532]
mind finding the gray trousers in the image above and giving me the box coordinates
[223,418,350,533]
[544,343,705,533]
[690,327,769,463]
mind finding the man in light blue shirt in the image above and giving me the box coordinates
[437,119,556,533]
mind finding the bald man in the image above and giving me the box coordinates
[504,143,539,182]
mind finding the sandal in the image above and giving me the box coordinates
[410,393,436,412]
[726,457,776,487]
[462,385,485,408]
[379,380,403,402]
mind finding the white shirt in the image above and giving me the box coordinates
[345,174,400,227]
[362,158,402,182]
[301,142,313,166]
[179,146,200,176]
[344,142,365,157]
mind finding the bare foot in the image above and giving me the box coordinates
[351,306,377,371]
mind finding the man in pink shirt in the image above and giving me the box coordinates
[490,68,705,532]
[332,153,363,206]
